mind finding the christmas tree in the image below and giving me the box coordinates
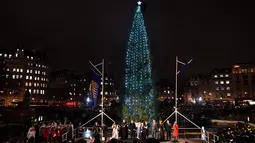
[124,1,156,121]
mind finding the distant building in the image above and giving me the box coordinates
[48,70,88,103]
[0,48,50,106]
[156,79,174,102]
[210,68,233,101]
[232,63,255,98]
[184,68,233,104]
[48,70,119,106]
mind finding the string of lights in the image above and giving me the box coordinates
[124,1,156,122]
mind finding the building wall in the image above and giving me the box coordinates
[232,64,255,98]
[0,48,50,106]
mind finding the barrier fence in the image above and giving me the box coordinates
[62,127,220,143]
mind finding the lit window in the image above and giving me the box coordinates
[221,87,224,90]
[209,93,212,95]
[25,82,28,86]
[33,90,36,94]
[20,75,22,78]
[31,57,33,60]
[227,93,231,96]
[225,74,229,77]
[37,90,39,94]
[29,82,32,86]
[220,75,223,77]
[27,69,29,73]
[34,83,37,87]
[15,53,18,57]
[16,75,19,79]
[36,64,38,67]
[216,87,219,90]
[6,74,9,78]
[215,81,218,84]
[214,75,218,78]
[251,69,254,72]
[4,54,7,57]
[26,76,29,79]
[37,83,39,86]
[105,92,108,95]
[20,69,23,72]
[0,53,2,56]
[29,89,31,93]
[226,87,230,90]
[245,92,248,94]
[220,81,224,84]
[40,90,43,94]
[30,70,32,73]
[6,68,9,71]
[17,68,19,72]
[38,65,41,67]
[38,71,40,74]
[226,81,230,84]
[35,70,37,74]
[13,68,16,72]
[30,76,32,80]
[35,77,37,80]
[9,54,12,58]
[27,56,29,59]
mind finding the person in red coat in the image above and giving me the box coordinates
[42,126,48,142]
[172,122,179,141]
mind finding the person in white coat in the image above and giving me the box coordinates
[111,122,119,140]
[27,125,36,143]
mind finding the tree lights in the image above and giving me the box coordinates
[124,1,156,121]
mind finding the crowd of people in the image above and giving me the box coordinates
[26,121,74,143]
[91,119,179,143]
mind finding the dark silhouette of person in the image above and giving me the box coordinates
[129,120,136,140]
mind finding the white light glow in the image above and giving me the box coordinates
[137,1,142,5]
[86,97,90,102]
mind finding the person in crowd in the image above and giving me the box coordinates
[93,122,101,136]
[27,125,36,143]
[151,119,157,139]
[141,122,147,143]
[102,123,108,139]
[165,120,172,141]
[121,120,128,140]
[136,122,142,139]
[111,122,119,140]
[172,121,179,142]
[158,120,164,141]
[144,121,149,139]
[129,120,136,140]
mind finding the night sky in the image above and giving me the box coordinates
[0,0,253,86]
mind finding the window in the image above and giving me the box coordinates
[37,90,39,94]
[4,54,7,57]
[35,70,37,74]
[0,53,2,56]
[25,82,28,86]
[12,75,15,79]
[16,75,19,79]
[226,87,230,90]
[226,81,230,84]
[19,75,22,78]
[30,70,32,73]
[35,77,37,80]
[20,69,23,72]
[29,89,31,93]
[220,81,224,84]
[27,69,29,73]
[17,68,19,72]
[38,71,40,74]
[214,75,218,78]
[26,76,29,79]
[220,75,223,77]
[7,68,9,71]
[33,90,36,94]
[40,90,43,94]
[215,81,218,84]
[34,83,37,87]
[30,76,32,80]
[29,82,32,86]
[37,83,39,86]
[216,87,219,90]
[27,56,29,59]
[13,68,16,72]
[227,93,231,97]
[6,74,9,78]
[225,74,229,77]
[221,87,224,90]
[31,57,33,60]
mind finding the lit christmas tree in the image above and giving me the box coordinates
[124,1,156,121]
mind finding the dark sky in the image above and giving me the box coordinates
[0,0,253,86]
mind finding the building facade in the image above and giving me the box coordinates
[232,64,255,98]
[0,48,50,106]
